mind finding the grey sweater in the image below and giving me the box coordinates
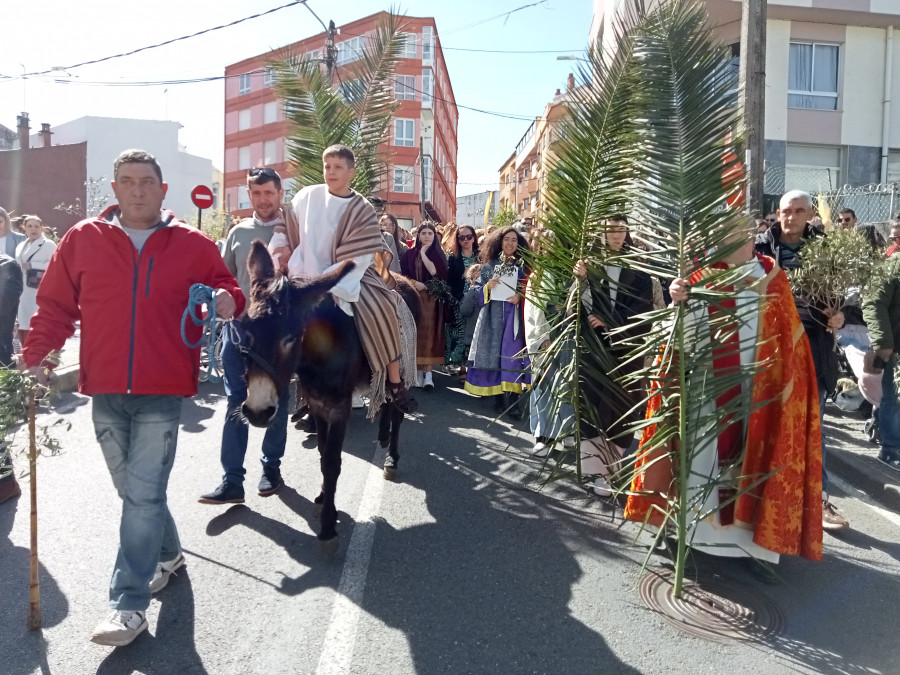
[222,218,278,301]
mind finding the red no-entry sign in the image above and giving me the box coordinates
[191,184,215,209]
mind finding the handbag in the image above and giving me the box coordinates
[23,240,45,289]
[25,268,44,289]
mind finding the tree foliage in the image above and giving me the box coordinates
[272,11,407,197]
[530,0,751,597]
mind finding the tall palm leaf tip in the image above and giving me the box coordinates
[273,11,407,195]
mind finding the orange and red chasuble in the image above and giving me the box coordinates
[624,254,824,560]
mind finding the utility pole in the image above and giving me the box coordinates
[324,20,337,83]
[419,136,426,222]
[739,0,767,215]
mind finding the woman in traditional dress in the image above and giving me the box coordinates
[574,215,653,496]
[401,222,448,390]
[379,213,408,273]
[445,224,480,379]
[15,215,56,347]
[464,227,531,417]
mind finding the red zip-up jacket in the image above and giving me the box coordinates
[23,206,245,396]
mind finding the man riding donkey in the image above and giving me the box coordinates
[278,145,418,415]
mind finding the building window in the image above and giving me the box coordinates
[264,140,277,165]
[422,26,434,63]
[264,68,275,88]
[394,166,414,193]
[337,35,366,66]
[306,49,320,63]
[400,33,417,59]
[524,197,531,210]
[239,73,251,95]
[238,186,250,210]
[238,109,251,131]
[422,69,434,108]
[888,150,900,184]
[422,156,432,201]
[339,78,364,104]
[788,42,839,111]
[238,146,251,170]
[264,101,277,124]
[395,74,416,101]
[398,217,414,233]
[394,119,415,147]
[785,144,841,193]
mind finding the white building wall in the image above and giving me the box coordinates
[764,20,791,142]
[43,117,214,222]
[841,26,888,149]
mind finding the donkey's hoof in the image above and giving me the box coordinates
[319,536,340,555]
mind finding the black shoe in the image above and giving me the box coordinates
[493,393,508,413]
[877,453,900,473]
[198,480,245,504]
[258,468,284,496]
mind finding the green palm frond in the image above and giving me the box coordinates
[273,11,406,196]
[528,0,763,598]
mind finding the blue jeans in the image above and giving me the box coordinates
[819,386,829,494]
[220,321,288,485]
[93,394,183,611]
[879,366,900,460]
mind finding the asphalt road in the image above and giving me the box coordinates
[2,373,900,674]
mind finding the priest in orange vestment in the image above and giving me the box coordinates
[624,231,823,562]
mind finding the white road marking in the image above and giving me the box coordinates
[316,444,387,675]
[830,474,900,528]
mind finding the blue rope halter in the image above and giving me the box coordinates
[181,283,225,383]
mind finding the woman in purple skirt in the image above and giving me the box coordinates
[464,227,531,417]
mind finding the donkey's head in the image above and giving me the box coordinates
[240,240,356,427]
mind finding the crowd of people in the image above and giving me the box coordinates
[2,146,900,647]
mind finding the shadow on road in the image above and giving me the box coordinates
[96,568,207,675]
[1,496,68,675]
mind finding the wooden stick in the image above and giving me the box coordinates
[27,391,41,630]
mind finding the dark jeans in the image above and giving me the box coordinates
[879,366,900,461]
[0,307,17,367]
[219,322,288,485]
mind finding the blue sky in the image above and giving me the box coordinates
[0,0,592,196]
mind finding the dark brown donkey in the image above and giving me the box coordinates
[240,240,420,552]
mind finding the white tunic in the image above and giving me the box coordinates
[681,258,780,563]
[287,185,373,316]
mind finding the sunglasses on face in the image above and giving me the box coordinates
[458,233,474,241]
[892,235,900,242]
[766,218,777,223]
[840,217,853,223]
[249,167,278,178]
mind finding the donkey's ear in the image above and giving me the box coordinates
[294,260,357,307]
[247,239,276,286]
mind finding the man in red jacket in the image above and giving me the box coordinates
[22,149,244,648]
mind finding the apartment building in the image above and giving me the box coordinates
[498,75,577,225]
[591,0,900,197]
[456,189,499,229]
[223,11,458,232]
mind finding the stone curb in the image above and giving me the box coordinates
[50,365,79,396]
[829,444,900,512]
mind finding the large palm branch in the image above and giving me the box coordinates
[272,11,407,196]
[532,0,756,598]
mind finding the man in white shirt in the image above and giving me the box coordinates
[286,145,416,414]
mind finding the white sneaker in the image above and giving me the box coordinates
[592,475,613,498]
[563,436,576,449]
[423,371,434,390]
[150,553,185,594]
[416,371,425,388]
[351,393,366,409]
[90,610,148,647]
[531,441,549,457]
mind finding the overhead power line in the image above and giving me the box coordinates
[12,1,307,79]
